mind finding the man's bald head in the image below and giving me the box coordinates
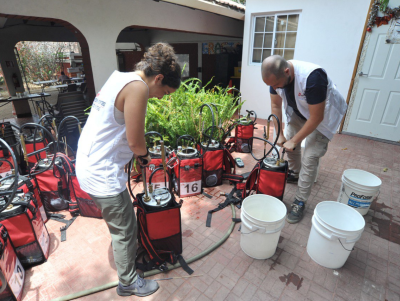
[261,55,289,80]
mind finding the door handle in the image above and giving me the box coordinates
[359,72,368,76]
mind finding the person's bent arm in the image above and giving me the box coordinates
[120,81,149,158]
[270,93,286,146]
[283,101,325,151]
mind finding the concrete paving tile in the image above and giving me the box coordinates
[195,294,212,301]
[203,280,222,299]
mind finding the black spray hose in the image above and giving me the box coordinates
[127,158,137,201]
[32,126,42,164]
[148,167,171,192]
[198,103,215,153]
[208,103,226,144]
[0,123,21,149]
[249,137,280,162]
[245,110,257,124]
[20,123,56,177]
[176,135,199,158]
[0,138,19,213]
[0,159,14,172]
[57,116,81,154]
[145,131,163,149]
[265,114,280,148]
[38,114,56,132]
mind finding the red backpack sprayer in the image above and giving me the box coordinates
[199,103,237,188]
[128,141,191,274]
[0,123,25,176]
[0,125,47,224]
[54,116,102,219]
[20,123,69,213]
[143,131,172,190]
[237,114,288,200]
[225,92,257,153]
[0,138,50,268]
[0,224,25,301]
[207,114,288,226]
[172,134,203,198]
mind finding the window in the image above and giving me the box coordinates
[251,13,300,64]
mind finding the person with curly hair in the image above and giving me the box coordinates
[76,43,181,297]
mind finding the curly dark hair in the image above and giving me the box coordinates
[135,43,181,89]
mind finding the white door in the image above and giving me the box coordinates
[346,21,400,142]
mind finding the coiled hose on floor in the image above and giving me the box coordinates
[51,204,237,301]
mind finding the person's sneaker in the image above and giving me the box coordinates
[287,170,299,184]
[116,275,159,297]
[286,199,305,224]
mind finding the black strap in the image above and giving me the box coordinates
[202,191,213,199]
[25,179,34,191]
[135,250,193,275]
[241,172,251,180]
[135,250,165,272]
[177,255,193,275]
[222,173,244,183]
[58,216,77,242]
[232,218,241,223]
[49,213,66,220]
[206,187,243,227]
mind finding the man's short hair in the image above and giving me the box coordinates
[262,55,289,79]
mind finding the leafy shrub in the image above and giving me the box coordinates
[145,78,243,148]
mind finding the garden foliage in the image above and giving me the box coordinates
[145,78,243,148]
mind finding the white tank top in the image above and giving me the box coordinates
[76,71,148,196]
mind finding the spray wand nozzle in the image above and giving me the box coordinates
[276,148,286,166]
[141,166,151,203]
[160,140,167,189]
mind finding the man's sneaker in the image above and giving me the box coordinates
[117,275,159,297]
[286,199,305,224]
[287,170,299,184]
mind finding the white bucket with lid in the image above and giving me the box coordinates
[307,201,365,269]
[240,194,286,259]
[337,169,381,215]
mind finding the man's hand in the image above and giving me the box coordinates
[283,139,297,152]
[276,135,287,147]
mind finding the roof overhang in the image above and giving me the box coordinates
[155,0,245,20]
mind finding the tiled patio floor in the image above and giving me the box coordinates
[21,118,400,301]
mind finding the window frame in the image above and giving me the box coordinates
[249,11,301,65]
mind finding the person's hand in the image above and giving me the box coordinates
[283,139,297,152]
[137,154,151,167]
[276,135,287,147]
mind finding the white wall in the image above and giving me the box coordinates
[240,0,371,119]
[0,0,243,92]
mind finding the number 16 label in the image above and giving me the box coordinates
[180,180,201,196]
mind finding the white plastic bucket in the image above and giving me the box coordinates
[240,194,287,259]
[307,201,365,269]
[337,169,381,215]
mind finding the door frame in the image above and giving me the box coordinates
[339,0,375,133]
